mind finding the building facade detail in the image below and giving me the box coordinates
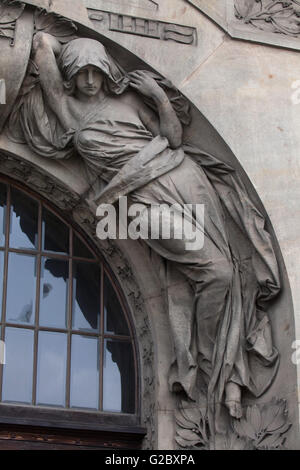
[0,0,299,450]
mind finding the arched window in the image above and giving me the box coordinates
[0,176,143,449]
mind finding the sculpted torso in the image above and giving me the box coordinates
[33,32,182,148]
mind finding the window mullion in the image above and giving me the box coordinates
[99,263,104,412]
[65,228,73,408]
[0,184,11,402]
[32,201,42,406]
[0,180,137,419]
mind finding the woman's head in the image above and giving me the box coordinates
[58,38,129,97]
[75,65,105,98]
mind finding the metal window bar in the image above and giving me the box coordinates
[0,179,136,415]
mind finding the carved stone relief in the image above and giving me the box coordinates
[235,0,300,36]
[0,0,298,450]
[88,8,197,44]
[176,398,291,450]
[186,0,300,50]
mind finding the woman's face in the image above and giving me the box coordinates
[75,65,104,97]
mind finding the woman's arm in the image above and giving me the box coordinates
[129,71,183,149]
[32,32,73,130]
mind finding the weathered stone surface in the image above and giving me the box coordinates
[0,0,299,451]
[0,6,34,132]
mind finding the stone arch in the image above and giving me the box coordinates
[0,146,164,449]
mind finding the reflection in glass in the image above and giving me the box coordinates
[0,183,6,247]
[10,188,38,250]
[70,335,99,410]
[42,207,69,254]
[2,327,34,403]
[73,234,94,259]
[103,340,135,414]
[6,253,36,325]
[104,274,129,336]
[39,258,68,328]
[36,331,67,407]
[72,262,100,332]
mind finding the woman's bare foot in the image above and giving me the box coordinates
[225,382,242,419]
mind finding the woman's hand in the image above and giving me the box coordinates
[33,32,62,56]
[128,71,165,102]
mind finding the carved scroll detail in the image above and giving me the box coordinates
[88,9,197,45]
[176,398,291,450]
[235,0,300,37]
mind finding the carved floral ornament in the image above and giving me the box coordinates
[176,398,292,450]
[235,0,300,36]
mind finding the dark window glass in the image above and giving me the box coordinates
[72,262,100,332]
[2,327,34,404]
[0,180,136,417]
[6,253,36,325]
[73,234,94,259]
[36,331,67,407]
[103,340,135,414]
[0,183,6,247]
[39,258,69,328]
[42,208,69,254]
[104,274,129,336]
[10,188,38,250]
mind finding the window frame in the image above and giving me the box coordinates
[0,174,145,446]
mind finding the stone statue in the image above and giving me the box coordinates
[7,31,281,437]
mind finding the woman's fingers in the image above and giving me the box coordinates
[128,70,148,79]
[129,78,142,86]
[129,82,139,89]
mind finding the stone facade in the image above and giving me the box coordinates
[0,0,299,450]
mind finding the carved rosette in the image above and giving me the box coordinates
[235,0,300,36]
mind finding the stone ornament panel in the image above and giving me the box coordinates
[186,0,300,50]
[87,8,197,45]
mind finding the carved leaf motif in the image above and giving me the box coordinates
[235,0,256,18]
[233,398,291,449]
[235,0,300,37]
[214,433,255,450]
[260,398,290,433]
[246,404,262,434]
[175,413,196,431]
[179,407,202,428]
[176,398,291,450]
[233,415,257,440]
[257,433,286,449]
[176,428,202,445]
[175,435,201,449]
